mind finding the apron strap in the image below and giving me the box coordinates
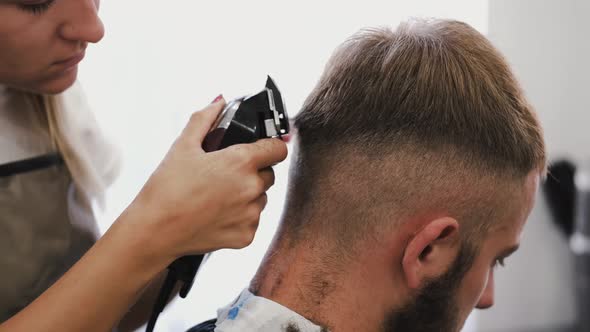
[0,153,64,178]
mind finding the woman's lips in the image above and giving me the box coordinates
[53,51,85,70]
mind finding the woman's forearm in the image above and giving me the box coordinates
[0,213,169,332]
[0,100,288,332]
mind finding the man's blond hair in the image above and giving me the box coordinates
[286,19,545,247]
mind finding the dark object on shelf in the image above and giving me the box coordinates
[543,160,576,236]
[543,160,590,332]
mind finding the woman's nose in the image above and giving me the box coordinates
[476,269,495,309]
[58,0,105,44]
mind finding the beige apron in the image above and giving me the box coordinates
[0,162,99,322]
[0,83,118,323]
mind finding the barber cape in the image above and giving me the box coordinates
[188,289,324,332]
[0,82,119,322]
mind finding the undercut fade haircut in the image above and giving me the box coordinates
[285,19,545,249]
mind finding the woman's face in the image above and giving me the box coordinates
[0,0,103,94]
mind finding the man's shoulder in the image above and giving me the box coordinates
[187,289,325,332]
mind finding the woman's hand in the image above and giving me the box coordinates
[121,97,289,263]
[0,97,289,332]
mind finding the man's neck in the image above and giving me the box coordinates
[250,228,395,332]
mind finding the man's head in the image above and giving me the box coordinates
[255,19,545,332]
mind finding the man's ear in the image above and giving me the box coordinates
[401,217,460,289]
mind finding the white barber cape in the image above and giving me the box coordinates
[0,83,119,323]
[212,289,325,332]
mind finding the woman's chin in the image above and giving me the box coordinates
[44,67,78,94]
[29,66,78,95]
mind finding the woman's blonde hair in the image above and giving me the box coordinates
[10,84,120,207]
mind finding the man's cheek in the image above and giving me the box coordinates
[459,265,490,310]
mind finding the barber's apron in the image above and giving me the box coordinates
[0,161,99,322]
[0,85,101,323]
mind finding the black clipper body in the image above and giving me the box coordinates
[147,76,289,332]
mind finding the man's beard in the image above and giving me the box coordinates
[382,242,478,332]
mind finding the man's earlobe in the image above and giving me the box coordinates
[401,217,460,289]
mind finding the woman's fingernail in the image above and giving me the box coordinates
[211,94,223,104]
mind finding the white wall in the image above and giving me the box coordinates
[78,1,488,331]
[477,0,590,331]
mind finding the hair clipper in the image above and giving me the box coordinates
[146,76,289,332]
